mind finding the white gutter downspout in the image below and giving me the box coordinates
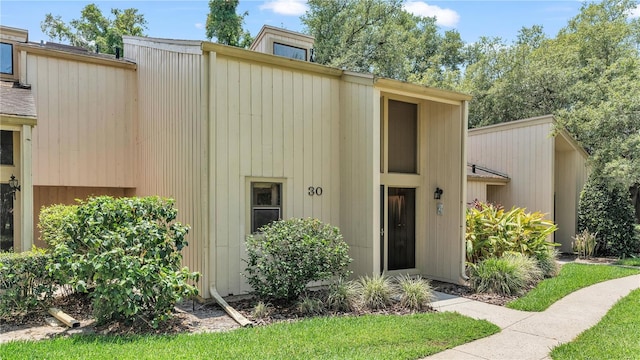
[205,48,252,327]
[460,100,469,281]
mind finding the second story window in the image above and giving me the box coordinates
[273,42,307,61]
[0,43,13,75]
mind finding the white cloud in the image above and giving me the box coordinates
[403,1,460,27]
[260,0,309,16]
[194,23,204,30]
[629,4,640,18]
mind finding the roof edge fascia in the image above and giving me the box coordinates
[17,43,137,70]
[374,78,472,105]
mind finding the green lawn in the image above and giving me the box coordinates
[507,263,640,311]
[0,312,499,360]
[551,288,640,359]
[614,257,640,267]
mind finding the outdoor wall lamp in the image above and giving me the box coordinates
[9,174,20,199]
[434,187,443,200]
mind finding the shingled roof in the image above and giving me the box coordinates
[0,80,36,119]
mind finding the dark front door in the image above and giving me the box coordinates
[387,187,416,270]
[0,184,14,251]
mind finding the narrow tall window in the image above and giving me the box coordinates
[273,42,307,61]
[0,131,13,165]
[0,43,13,75]
[388,99,418,173]
[251,182,282,233]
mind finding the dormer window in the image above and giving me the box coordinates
[0,43,13,74]
[273,42,307,61]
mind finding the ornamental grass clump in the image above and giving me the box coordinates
[297,295,325,315]
[536,248,560,278]
[358,273,394,310]
[468,253,542,296]
[396,274,433,311]
[326,277,360,312]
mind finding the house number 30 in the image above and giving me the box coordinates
[308,186,323,196]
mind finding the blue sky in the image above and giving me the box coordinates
[1,1,639,45]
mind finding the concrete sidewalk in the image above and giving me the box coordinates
[424,274,640,360]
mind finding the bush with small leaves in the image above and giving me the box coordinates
[244,218,352,302]
[0,248,55,319]
[358,273,394,310]
[44,196,199,327]
[468,253,542,296]
[396,274,433,311]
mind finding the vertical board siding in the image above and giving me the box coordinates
[468,122,554,216]
[340,81,376,277]
[124,42,207,296]
[27,54,136,188]
[214,55,342,295]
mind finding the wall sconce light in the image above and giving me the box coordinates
[9,174,20,199]
[434,187,443,200]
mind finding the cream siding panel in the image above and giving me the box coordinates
[27,54,136,188]
[213,55,341,296]
[467,181,487,203]
[340,81,376,277]
[124,42,207,297]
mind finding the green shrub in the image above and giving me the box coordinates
[46,196,199,327]
[468,254,542,296]
[578,173,639,257]
[572,230,597,259]
[358,273,394,310]
[244,218,352,302]
[396,274,433,311]
[38,204,79,247]
[535,248,560,278]
[326,277,360,312]
[0,248,55,319]
[466,202,558,263]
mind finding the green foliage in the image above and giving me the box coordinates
[296,295,325,315]
[572,229,597,259]
[535,248,560,278]
[395,275,433,311]
[205,0,252,48]
[326,277,360,312]
[302,0,464,86]
[468,253,542,296]
[508,263,640,311]
[244,218,352,302]
[0,248,55,319]
[38,204,78,247]
[578,172,639,257]
[251,301,272,319]
[465,202,558,263]
[46,196,199,327]
[358,273,394,310]
[41,3,147,55]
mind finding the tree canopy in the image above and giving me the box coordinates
[41,3,147,55]
[205,0,252,48]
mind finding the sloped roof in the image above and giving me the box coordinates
[0,81,36,118]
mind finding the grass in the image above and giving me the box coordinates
[0,312,499,360]
[550,288,640,359]
[506,263,640,312]
[614,257,640,267]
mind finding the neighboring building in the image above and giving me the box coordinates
[1,25,471,298]
[466,115,589,252]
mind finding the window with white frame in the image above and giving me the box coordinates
[251,182,282,233]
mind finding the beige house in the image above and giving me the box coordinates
[1,25,471,298]
[466,115,589,251]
